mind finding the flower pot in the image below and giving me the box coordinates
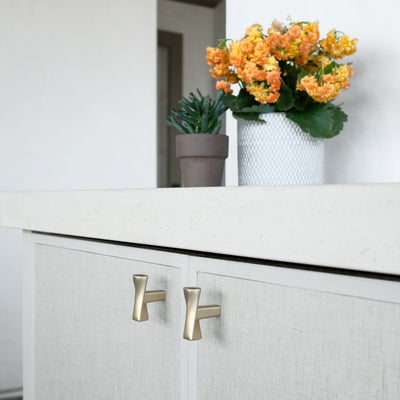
[237,113,324,186]
[176,134,229,187]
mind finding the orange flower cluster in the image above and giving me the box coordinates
[320,30,357,59]
[206,21,357,105]
[267,22,320,65]
[206,22,283,103]
[297,64,354,102]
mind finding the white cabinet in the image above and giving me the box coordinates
[24,233,188,400]
[24,233,400,400]
[194,257,400,400]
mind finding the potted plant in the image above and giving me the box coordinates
[206,20,357,186]
[166,90,228,187]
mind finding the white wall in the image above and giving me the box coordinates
[158,0,215,98]
[0,0,157,393]
[0,0,157,191]
[225,0,400,185]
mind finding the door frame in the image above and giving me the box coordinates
[158,30,183,187]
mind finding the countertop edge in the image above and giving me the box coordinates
[1,184,399,276]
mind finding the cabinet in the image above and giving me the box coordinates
[24,233,188,400]
[24,233,400,400]
[194,257,400,400]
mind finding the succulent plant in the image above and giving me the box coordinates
[165,90,227,134]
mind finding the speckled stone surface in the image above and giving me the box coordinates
[0,184,399,274]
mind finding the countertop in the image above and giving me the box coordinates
[0,184,399,275]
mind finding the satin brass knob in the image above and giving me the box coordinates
[183,287,221,341]
[132,274,166,322]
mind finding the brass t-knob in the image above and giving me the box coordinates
[183,287,221,341]
[132,274,166,322]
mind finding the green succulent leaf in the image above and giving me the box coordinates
[165,116,188,134]
[165,89,227,134]
[200,95,211,132]
[210,120,222,134]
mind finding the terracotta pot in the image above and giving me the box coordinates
[176,134,229,187]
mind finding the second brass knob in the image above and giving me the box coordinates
[183,287,221,341]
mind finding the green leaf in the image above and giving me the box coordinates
[185,122,195,133]
[165,116,188,134]
[210,90,227,117]
[236,88,257,108]
[286,102,347,138]
[297,70,309,82]
[222,89,256,112]
[294,98,307,112]
[240,103,276,113]
[324,61,339,75]
[293,90,314,112]
[171,110,199,127]
[275,84,295,111]
[232,112,264,122]
[210,120,222,134]
[166,88,227,133]
[326,103,348,135]
[200,95,211,132]
[179,100,199,118]
[222,93,237,109]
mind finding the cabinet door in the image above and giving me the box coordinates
[30,235,185,400]
[191,256,400,400]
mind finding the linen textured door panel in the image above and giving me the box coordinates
[197,271,400,400]
[34,244,181,400]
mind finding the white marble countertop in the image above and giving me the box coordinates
[0,184,399,275]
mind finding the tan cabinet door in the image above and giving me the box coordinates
[194,257,400,400]
[34,242,182,400]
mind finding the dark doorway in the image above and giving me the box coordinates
[157,30,183,187]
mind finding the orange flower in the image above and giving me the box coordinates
[206,47,230,79]
[246,84,270,103]
[267,22,319,64]
[300,37,312,56]
[206,47,229,67]
[246,82,280,104]
[266,70,281,88]
[320,30,357,59]
[228,75,238,84]
[266,30,281,50]
[253,41,270,66]
[206,20,356,108]
[262,56,280,71]
[297,64,353,102]
[228,41,246,68]
[239,37,255,54]
[216,80,233,94]
[266,92,280,103]
[254,69,269,81]
[246,24,263,42]
[297,75,336,102]
[287,24,302,39]
[242,61,259,83]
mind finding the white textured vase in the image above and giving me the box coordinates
[237,113,324,186]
